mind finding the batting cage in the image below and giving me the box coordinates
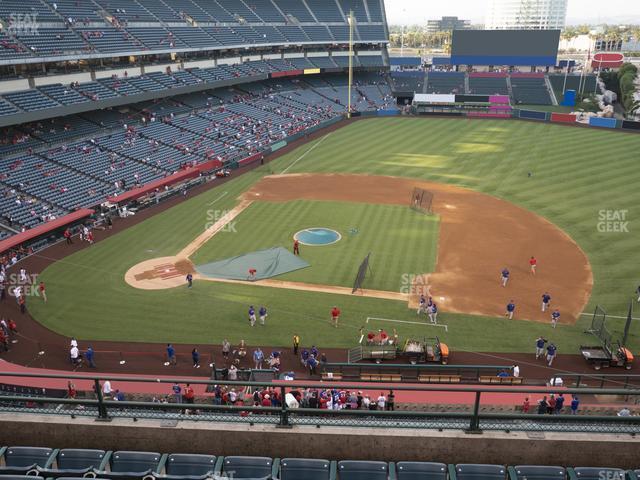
[411,187,434,214]
[586,305,613,350]
[352,252,372,294]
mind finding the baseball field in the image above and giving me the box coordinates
[27,117,640,354]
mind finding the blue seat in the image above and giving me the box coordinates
[337,460,388,480]
[509,465,566,479]
[95,451,165,480]
[568,467,625,479]
[0,447,56,475]
[396,461,447,480]
[215,456,273,480]
[277,458,334,480]
[39,449,108,477]
[454,464,506,479]
[157,454,218,479]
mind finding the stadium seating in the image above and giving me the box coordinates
[215,456,273,479]
[469,75,509,96]
[0,447,56,475]
[337,460,389,480]
[276,458,333,480]
[93,451,164,480]
[510,77,552,106]
[426,72,465,95]
[454,464,507,479]
[396,461,448,480]
[156,453,217,480]
[508,465,566,479]
[567,467,626,479]
[38,449,109,478]
[548,74,597,101]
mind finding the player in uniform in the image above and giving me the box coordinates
[248,306,257,327]
[417,294,427,315]
[248,268,257,281]
[551,309,560,328]
[506,300,516,320]
[186,273,193,288]
[501,268,510,287]
[428,302,438,324]
[259,306,267,326]
[293,239,300,256]
[529,256,537,275]
[535,336,547,359]
[541,292,551,312]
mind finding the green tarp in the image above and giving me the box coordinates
[195,246,309,281]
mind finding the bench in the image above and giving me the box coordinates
[360,374,402,382]
[321,372,343,381]
[479,376,523,385]
[417,375,461,384]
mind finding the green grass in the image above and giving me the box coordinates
[29,118,640,353]
[191,200,439,292]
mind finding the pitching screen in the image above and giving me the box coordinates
[451,30,560,66]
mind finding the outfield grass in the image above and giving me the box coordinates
[191,200,439,292]
[30,118,640,353]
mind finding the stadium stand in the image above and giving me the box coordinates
[0,447,636,480]
[426,72,466,95]
[468,73,509,96]
[548,74,598,101]
[510,75,553,106]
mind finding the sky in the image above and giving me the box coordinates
[384,0,640,26]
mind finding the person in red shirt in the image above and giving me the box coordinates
[529,256,537,275]
[63,228,73,245]
[38,281,47,303]
[331,306,341,328]
[293,239,300,256]
[248,268,257,281]
[183,383,195,404]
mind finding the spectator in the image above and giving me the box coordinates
[547,394,556,414]
[253,347,264,369]
[555,393,565,414]
[512,365,520,377]
[222,339,230,359]
[522,397,530,414]
[387,390,395,411]
[228,363,238,380]
[183,384,195,405]
[377,392,386,410]
[537,396,548,414]
[172,382,182,403]
[102,379,112,397]
[113,389,125,401]
[67,381,77,399]
[618,407,631,417]
[570,395,580,415]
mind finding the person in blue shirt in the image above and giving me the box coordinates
[554,393,565,414]
[301,349,310,366]
[172,383,182,403]
[497,370,510,378]
[186,273,193,288]
[307,355,318,375]
[541,292,551,312]
[428,302,438,324]
[253,347,264,369]
[192,348,200,369]
[85,346,96,368]
[535,336,547,359]
[113,389,125,402]
[417,294,427,315]
[259,306,267,326]
[506,300,516,319]
[501,268,510,287]
[551,309,560,328]
[248,306,256,327]
[570,395,580,415]
[546,343,557,366]
[166,343,176,365]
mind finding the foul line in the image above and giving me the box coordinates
[281,132,332,174]
[206,191,228,206]
[367,316,449,332]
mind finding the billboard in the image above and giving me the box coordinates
[451,30,560,66]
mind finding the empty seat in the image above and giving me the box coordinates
[39,449,108,477]
[396,461,447,480]
[95,451,164,480]
[455,464,506,479]
[0,447,56,475]
[215,457,273,480]
[569,467,625,479]
[0,476,45,480]
[337,460,388,480]
[278,458,333,480]
[509,465,565,479]
[157,454,217,480]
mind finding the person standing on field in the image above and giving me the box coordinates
[529,256,537,275]
[501,267,510,287]
[331,306,341,328]
[293,334,300,355]
[541,292,551,312]
[506,300,515,320]
[39,281,47,303]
